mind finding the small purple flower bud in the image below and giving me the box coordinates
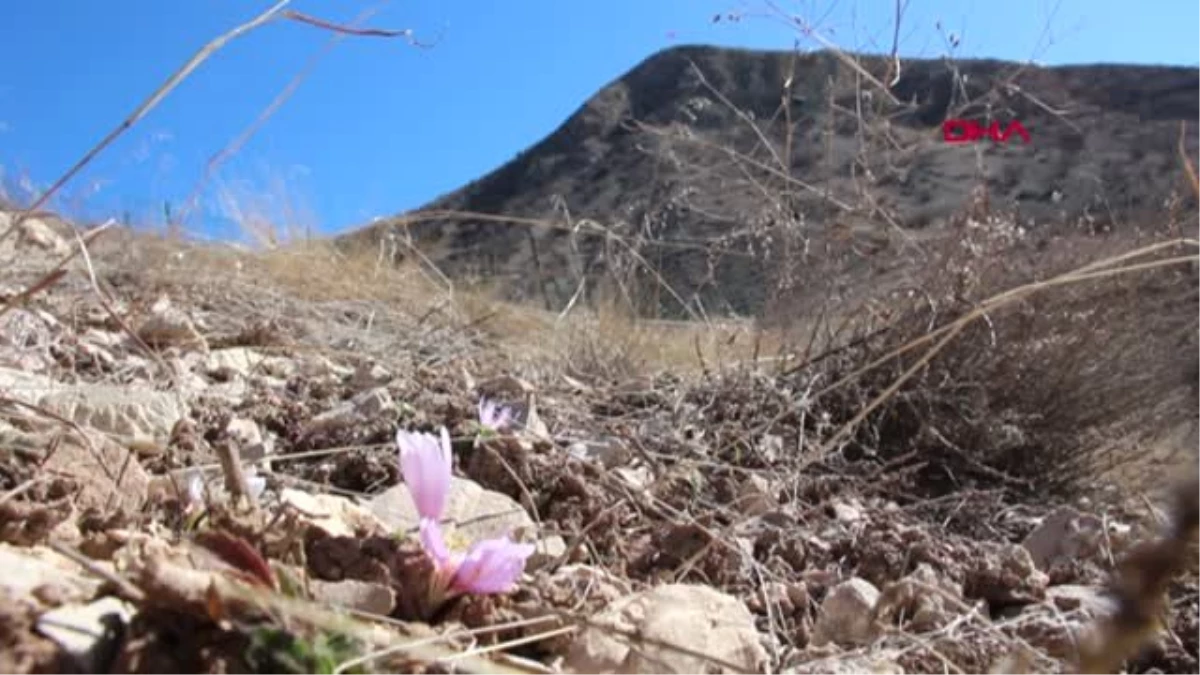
[244,464,267,501]
[478,396,515,433]
[397,427,452,520]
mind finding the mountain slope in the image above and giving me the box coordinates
[340,45,1199,318]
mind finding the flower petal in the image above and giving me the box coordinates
[438,426,452,467]
[244,465,267,501]
[418,517,455,568]
[451,535,536,595]
[397,428,452,520]
[184,469,205,505]
[478,397,514,433]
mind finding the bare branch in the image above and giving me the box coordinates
[0,0,423,245]
[281,9,428,43]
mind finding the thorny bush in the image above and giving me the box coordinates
[788,214,1198,510]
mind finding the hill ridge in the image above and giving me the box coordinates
[341,45,1199,318]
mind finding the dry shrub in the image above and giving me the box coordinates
[798,214,1198,503]
[114,231,445,311]
[551,303,654,383]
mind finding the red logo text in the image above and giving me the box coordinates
[942,119,1031,144]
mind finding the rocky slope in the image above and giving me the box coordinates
[341,46,1199,318]
[1,188,1197,672]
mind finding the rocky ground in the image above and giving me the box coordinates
[0,206,1197,674]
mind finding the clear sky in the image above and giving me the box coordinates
[1,0,1197,241]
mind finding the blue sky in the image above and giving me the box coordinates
[1,0,1197,241]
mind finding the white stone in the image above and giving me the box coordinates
[369,476,535,542]
[565,583,767,674]
[811,577,881,647]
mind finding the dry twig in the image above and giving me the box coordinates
[0,0,418,246]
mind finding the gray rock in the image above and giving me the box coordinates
[565,583,768,674]
[136,298,207,352]
[352,387,394,417]
[566,436,630,468]
[280,488,389,538]
[369,476,535,542]
[528,535,568,570]
[1021,506,1114,571]
[787,655,904,674]
[38,384,186,443]
[36,597,134,672]
[0,544,101,604]
[203,347,268,379]
[736,474,777,516]
[1045,584,1117,617]
[0,366,58,404]
[15,216,71,255]
[351,361,393,389]
[811,578,881,647]
[225,417,272,462]
[297,354,352,380]
[613,466,652,490]
[309,578,396,615]
[828,498,865,523]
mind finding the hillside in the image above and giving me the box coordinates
[0,43,1197,675]
[341,46,1199,318]
[1,199,1197,673]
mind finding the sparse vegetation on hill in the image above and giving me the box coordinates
[345,46,1199,320]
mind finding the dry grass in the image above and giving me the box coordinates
[81,223,786,395]
[785,222,1198,502]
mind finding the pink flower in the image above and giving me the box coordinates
[396,427,452,521]
[397,424,535,603]
[419,518,535,596]
[477,396,515,433]
[453,533,537,594]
